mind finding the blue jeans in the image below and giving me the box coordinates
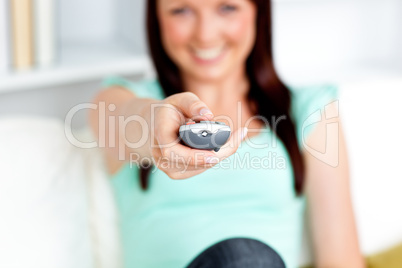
[185,238,286,268]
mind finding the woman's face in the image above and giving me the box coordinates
[157,0,257,82]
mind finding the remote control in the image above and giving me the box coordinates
[179,121,231,152]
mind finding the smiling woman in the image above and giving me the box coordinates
[90,0,365,267]
[146,0,305,195]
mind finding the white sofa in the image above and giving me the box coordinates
[0,77,401,267]
[0,117,122,268]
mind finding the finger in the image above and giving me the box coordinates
[168,167,214,180]
[160,151,223,178]
[156,158,216,174]
[156,142,218,166]
[166,92,214,121]
[155,117,181,147]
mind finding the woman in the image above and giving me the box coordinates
[90,0,365,267]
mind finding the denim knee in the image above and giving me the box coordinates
[186,237,286,268]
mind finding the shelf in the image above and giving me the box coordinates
[0,40,152,94]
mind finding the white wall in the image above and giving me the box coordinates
[273,0,402,84]
[58,0,115,43]
[115,0,148,54]
[397,0,402,64]
[58,0,146,53]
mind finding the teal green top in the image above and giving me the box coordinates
[102,76,338,268]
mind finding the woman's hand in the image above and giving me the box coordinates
[149,92,247,180]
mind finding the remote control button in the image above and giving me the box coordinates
[186,122,195,125]
[215,121,225,125]
[201,131,208,137]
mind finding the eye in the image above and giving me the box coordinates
[219,4,238,14]
[170,7,192,16]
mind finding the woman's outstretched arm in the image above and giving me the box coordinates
[303,102,365,268]
[89,88,242,179]
[89,86,157,175]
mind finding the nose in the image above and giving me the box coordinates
[194,12,219,44]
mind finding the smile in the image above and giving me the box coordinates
[191,46,226,63]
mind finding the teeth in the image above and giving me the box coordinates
[193,46,224,60]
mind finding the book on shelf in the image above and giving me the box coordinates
[0,0,10,73]
[11,0,34,71]
[34,0,55,68]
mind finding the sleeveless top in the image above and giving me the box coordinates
[102,76,339,268]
